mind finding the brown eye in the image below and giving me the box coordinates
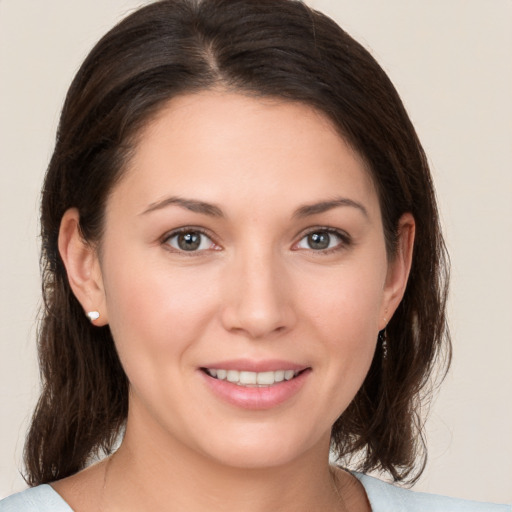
[296,229,347,252]
[166,230,213,252]
[307,232,331,250]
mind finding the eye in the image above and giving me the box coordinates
[295,229,348,252]
[164,229,217,252]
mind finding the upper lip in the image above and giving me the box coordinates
[200,359,309,372]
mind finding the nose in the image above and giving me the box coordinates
[220,247,296,339]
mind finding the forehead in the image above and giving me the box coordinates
[110,91,379,219]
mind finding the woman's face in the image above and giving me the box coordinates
[87,91,411,468]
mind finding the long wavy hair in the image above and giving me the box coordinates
[25,0,450,486]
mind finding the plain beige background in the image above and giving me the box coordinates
[1,0,511,504]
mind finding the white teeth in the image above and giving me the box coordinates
[240,371,257,385]
[205,368,301,386]
[226,370,239,383]
[284,370,295,381]
[274,370,285,383]
[256,371,274,385]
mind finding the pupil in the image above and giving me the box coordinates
[178,232,201,251]
[308,232,330,250]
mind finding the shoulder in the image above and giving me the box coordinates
[354,473,511,512]
[0,485,73,512]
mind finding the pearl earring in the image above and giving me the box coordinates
[87,311,100,322]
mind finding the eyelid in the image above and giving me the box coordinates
[159,225,351,255]
[292,226,352,253]
[161,226,221,253]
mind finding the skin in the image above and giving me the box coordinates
[56,91,415,511]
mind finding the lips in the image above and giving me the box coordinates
[199,360,311,409]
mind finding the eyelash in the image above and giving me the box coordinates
[161,226,351,255]
[293,227,352,255]
[161,227,219,256]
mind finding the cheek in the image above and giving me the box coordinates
[297,258,386,405]
[101,251,219,370]
[300,258,387,339]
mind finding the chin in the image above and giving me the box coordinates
[194,423,329,470]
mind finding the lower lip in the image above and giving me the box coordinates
[200,369,311,410]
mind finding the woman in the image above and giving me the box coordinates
[0,1,509,510]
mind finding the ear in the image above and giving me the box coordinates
[379,213,415,330]
[58,208,108,326]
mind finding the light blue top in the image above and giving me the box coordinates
[0,484,72,511]
[1,474,510,511]
[354,473,511,511]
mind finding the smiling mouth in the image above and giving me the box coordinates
[201,368,307,387]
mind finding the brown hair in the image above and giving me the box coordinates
[25,0,450,486]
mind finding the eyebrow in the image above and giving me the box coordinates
[293,197,368,219]
[140,195,368,219]
[141,196,224,217]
